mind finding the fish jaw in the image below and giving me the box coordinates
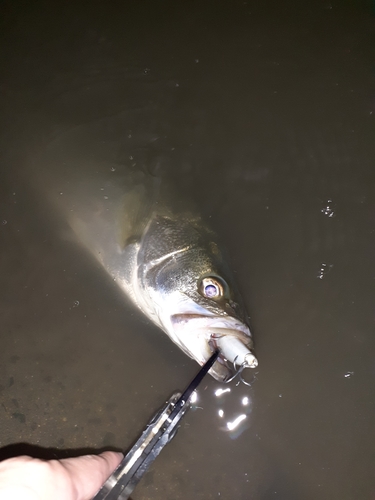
[167,313,257,382]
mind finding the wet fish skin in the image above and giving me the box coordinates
[115,180,257,381]
[45,167,257,381]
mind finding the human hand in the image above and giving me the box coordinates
[0,451,123,500]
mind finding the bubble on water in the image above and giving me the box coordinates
[104,195,109,200]
[110,167,116,172]
[129,155,133,160]
[128,134,132,138]
[344,371,354,378]
[143,68,150,74]
[317,263,333,279]
[195,58,199,63]
[73,300,79,308]
[100,187,104,191]
[59,192,63,195]
[2,220,7,225]
[321,199,335,217]
[175,83,180,87]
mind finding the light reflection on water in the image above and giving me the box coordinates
[214,387,231,397]
[226,414,247,431]
[191,382,255,439]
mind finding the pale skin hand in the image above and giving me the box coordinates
[0,451,123,500]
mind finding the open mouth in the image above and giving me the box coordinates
[207,328,258,368]
[170,313,257,370]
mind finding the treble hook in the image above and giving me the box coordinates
[224,356,254,387]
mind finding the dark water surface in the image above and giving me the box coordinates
[1,1,375,499]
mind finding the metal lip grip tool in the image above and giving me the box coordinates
[93,351,219,500]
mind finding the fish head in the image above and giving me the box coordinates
[144,242,258,382]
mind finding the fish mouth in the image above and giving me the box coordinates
[170,313,257,382]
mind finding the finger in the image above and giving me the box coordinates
[59,451,123,500]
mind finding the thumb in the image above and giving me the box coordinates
[59,451,123,500]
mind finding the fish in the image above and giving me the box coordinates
[58,168,258,382]
[34,113,258,382]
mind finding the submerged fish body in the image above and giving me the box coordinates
[54,171,258,381]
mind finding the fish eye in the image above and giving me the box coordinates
[199,277,225,299]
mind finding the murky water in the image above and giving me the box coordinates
[1,1,375,499]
